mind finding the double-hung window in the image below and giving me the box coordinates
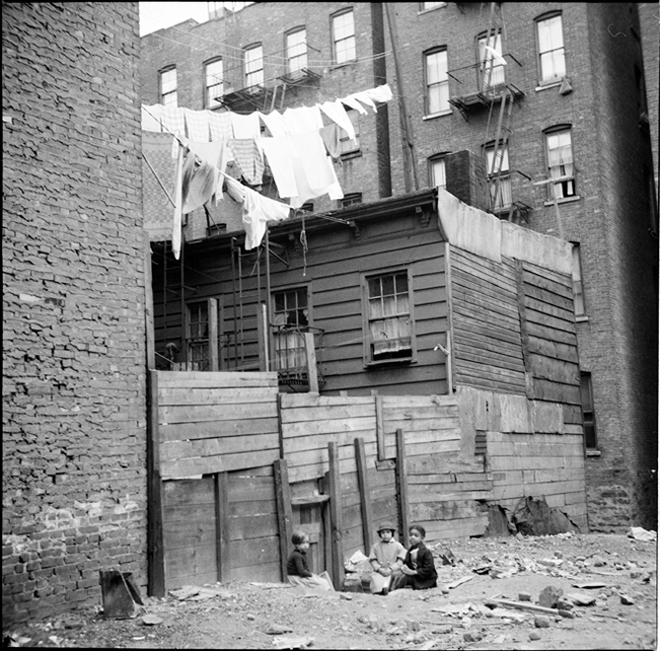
[272,288,309,376]
[485,143,511,211]
[537,13,565,84]
[580,372,597,449]
[186,302,209,371]
[429,156,446,190]
[160,67,177,106]
[286,28,307,75]
[205,58,223,109]
[364,271,414,364]
[545,127,576,199]
[339,108,360,156]
[244,44,264,88]
[332,9,356,64]
[571,243,586,317]
[424,48,449,115]
[478,31,505,90]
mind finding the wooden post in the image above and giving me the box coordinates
[214,472,230,583]
[256,303,269,372]
[146,370,165,596]
[144,239,155,371]
[375,396,385,460]
[395,428,410,548]
[444,242,456,394]
[514,260,534,399]
[327,442,344,590]
[274,459,294,582]
[355,438,374,554]
[208,298,219,372]
[303,332,319,393]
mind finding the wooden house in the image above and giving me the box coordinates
[146,187,587,594]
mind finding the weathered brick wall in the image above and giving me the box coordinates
[2,2,147,624]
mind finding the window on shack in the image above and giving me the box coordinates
[271,287,309,376]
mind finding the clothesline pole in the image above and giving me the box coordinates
[142,152,175,207]
[265,227,272,373]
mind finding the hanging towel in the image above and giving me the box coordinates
[340,95,368,115]
[347,90,378,113]
[181,153,219,215]
[259,110,287,137]
[142,104,163,132]
[208,110,232,141]
[242,185,292,250]
[230,111,261,139]
[179,138,228,207]
[319,100,356,141]
[229,138,265,186]
[161,105,186,137]
[282,105,324,135]
[364,84,394,103]
[320,124,342,161]
[257,137,298,198]
[183,108,210,142]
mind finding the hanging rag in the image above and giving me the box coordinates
[208,110,232,142]
[179,146,219,215]
[259,110,287,137]
[172,143,185,260]
[242,185,292,250]
[257,136,298,198]
[229,138,265,186]
[320,124,342,161]
[346,90,377,113]
[319,100,356,141]
[230,111,261,139]
[340,95,368,115]
[141,104,163,132]
[183,108,210,142]
[364,84,394,104]
[180,138,228,206]
[282,105,324,135]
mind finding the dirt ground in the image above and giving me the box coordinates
[3,532,657,650]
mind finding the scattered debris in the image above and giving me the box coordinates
[534,615,551,628]
[538,585,564,608]
[272,636,314,649]
[266,624,295,635]
[571,581,608,590]
[518,592,531,601]
[446,575,473,589]
[628,527,657,542]
[620,594,635,605]
[485,598,560,616]
[567,592,596,607]
[141,614,163,626]
[529,630,542,640]
[512,496,581,536]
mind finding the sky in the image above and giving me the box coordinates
[139,2,252,36]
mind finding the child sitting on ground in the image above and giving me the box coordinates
[390,524,438,591]
[286,530,334,591]
[368,521,407,595]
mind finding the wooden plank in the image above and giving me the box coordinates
[144,241,156,371]
[453,314,523,347]
[147,370,165,597]
[304,332,319,393]
[381,394,457,409]
[160,401,278,425]
[227,535,281,569]
[208,298,219,372]
[162,449,280,480]
[256,303,269,372]
[375,396,385,460]
[162,476,215,506]
[228,512,279,541]
[215,472,230,583]
[327,442,344,590]
[161,433,279,463]
[163,513,216,550]
[156,370,278,387]
[529,353,580,385]
[522,265,573,299]
[281,416,377,439]
[280,403,376,424]
[523,283,574,313]
[533,379,581,405]
[395,429,410,547]
[166,545,217,581]
[355,438,374,554]
[231,562,281,583]
[274,459,293,582]
[158,386,282,405]
[160,417,279,442]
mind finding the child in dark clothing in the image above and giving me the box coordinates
[390,524,438,591]
[286,530,334,591]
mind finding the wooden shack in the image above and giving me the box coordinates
[147,187,587,595]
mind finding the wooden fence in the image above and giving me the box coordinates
[147,371,587,595]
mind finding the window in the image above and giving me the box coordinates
[160,67,177,106]
[339,109,360,156]
[332,9,356,64]
[272,288,309,375]
[364,271,413,363]
[286,28,307,74]
[428,156,446,190]
[537,13,565,84]
[478,31,505,89]
[580,372,597,449]
[340,193,362,207]
[244,44,263,88]
[485,143,511,211]
[205,58,223,109]
[187,302,209,371]
[571,243,586,316]
[545,127,576,199]
[424,48,449,115]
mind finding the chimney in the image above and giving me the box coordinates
[444,150,490,213]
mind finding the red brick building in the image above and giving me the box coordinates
[139,2,658,532]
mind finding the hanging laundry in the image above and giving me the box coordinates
[229,138,265,186]
[224,174,246,203]
[183,108,210,142]
[142,131,176,241]
[182,154,219,214]
[319,99,356,141]
[161,105,186,137]
[257,137,298,198]
[142,104,163,132]
[230,111,261,139]
[346,90,377,113]
[208,110,232,141]
[282,105,323,135]
[180,137,228,205]
[172,143,185,260]
[259,110,287,137]
[340,95,368,115]
[320,124,342,161]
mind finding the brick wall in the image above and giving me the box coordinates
[2,2,147,624]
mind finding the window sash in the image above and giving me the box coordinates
[287,30,308,73]
[245,45,264,87]
[580,373,597,448]
[538,15,565,82]
[546,130,576,199]
[478,33,505,89]
[425,50,449,114]
[333,11,356,64]
[366,273,412,360]
[160,68,177,106]
[272,289,308,372]
[205,60,223,108]
[430,158,446,189]
[571,244,586,315]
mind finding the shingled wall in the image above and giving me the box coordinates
[2,3,146,624]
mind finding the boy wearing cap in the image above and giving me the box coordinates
[368,521,407,595]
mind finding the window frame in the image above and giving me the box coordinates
[331,8,356,65]
[362,268,416,367]
[159,66,177,106]
[536,11,566,85]
[484,141,512,212]
[544,125,576,200]
[270,286,311,377]
[477,30,505,90]
[571,242,587,317]
[286,26,308,75]
[339,108,360,157]
[340,192,363,208]
[244,43,264,88]
[204,57,224,109]
[428,154,447,190]
[423,47,450,116]
[580,371,597,450]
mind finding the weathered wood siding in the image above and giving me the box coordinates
[157,371,280,480]
[450,247,527,394]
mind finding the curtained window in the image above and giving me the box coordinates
[272,288,309,373]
